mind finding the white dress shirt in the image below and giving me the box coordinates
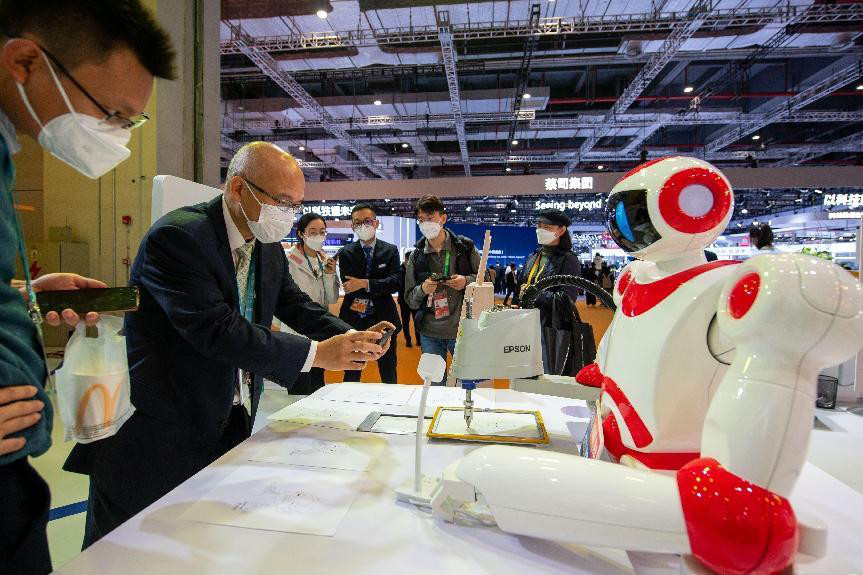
[223,198,316,405]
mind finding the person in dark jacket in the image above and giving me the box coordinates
[582,253,603,306]
[516,209,582,309]
[503,262,518,305]
[397,249,420,348]
[338,204,403,383]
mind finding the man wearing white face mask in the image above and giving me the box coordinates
[337,204,402,384]
[405,195,482,385]
[64,142,395,547]
[0,2,175,572]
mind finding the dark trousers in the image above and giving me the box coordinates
[82,406,251,549]
[344,339,398,384]
[291,367,325,395]
[502,286,516,306]
[0,458,51,575]
[397,297,420,345]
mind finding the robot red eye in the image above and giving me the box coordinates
[658,168,732,234]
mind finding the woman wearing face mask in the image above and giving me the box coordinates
[516,209,582,307]
[285,212,340,394]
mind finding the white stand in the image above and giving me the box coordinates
[396,354,447,505]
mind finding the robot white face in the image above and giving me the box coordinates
[606,156,734,262]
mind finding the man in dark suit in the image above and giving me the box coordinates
[338,204,402,384]
[64,142,392,547]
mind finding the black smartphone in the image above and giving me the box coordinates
[36,287,140,315]
[378,327,395,348]
[429,272,453,282]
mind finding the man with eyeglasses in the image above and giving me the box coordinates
[404,195,483,385]
[0,2,175,572]
[337,204,402,384]
[64,142,394,547]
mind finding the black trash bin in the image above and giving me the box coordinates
[816,375,839,409]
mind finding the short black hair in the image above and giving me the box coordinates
[0,0,176,80]
[351,203,376,217]
[296,212,325,242]
[414,195,446,216]
[749,222,774,249]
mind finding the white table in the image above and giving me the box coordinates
[56,386,863,574]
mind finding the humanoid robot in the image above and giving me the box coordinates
[429,156,863,574]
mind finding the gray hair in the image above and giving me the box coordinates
[224,142,295,190]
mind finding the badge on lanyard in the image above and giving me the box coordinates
[350,298,370,314]
[432,291,450,319]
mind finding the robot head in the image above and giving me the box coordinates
[606,156,734,263]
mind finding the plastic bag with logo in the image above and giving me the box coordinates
[55,314,134,443]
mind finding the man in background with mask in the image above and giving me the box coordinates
[64,142,394,547]
[337,203,402,384]
[0,2,175,572]
[404,195,481,385]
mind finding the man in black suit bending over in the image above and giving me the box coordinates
[338,204,402,383]
[65,142,393,547]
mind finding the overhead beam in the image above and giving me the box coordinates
[220,4,863,54]
[565,1,709,171]
[223,20,392,180]
[228,110,863,132]
[437,10,470,177]
[773,129,863,167]
[705,62,863,153]
[504,3,541,169]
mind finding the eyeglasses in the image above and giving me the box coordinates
[244,178,303,212]
[40,46,149,130]
[352,218,376,228]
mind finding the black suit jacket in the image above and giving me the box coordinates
[337,239,402,331]
[64,196,351,507]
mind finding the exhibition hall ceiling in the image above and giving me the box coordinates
[219,0,863,185]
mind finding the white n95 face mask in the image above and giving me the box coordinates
[16,52,131,179]
[536,228,558,245]
[303,233,326,251]
[355,224,376,242]
[241,183,295,243]
[419,221,442,240]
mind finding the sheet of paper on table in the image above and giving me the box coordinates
[249,426,386,472]
[179,464,363,536]
[370,414,433,435]
[405,386,495,411]
[267,398,371,430]
[320,383,417,406]
[433,408,545,440]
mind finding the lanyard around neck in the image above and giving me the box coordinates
[303,250,324,278]
[239,249,256,322]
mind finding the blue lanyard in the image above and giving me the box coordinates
[239,250,256,322]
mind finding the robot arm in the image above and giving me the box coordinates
[677,254,863,574]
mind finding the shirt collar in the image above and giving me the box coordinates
[359,238,376,251]
[0,108,21,156]
[222,195,249,253]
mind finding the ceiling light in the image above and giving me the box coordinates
[512,140,519,145]
[523,93,531,99]
[373,99,382,106]
[683,86,694,93]
[401,143,408,148]
[857,84,863,91]
[741,208,748,214]
[597,165,604,170]
[316,9,328,19]
[466,206,472,212]
[510,209,517,213]
[298,145,305,151]
[752,135,761,141]
[237,106,244,111]
[814,189,823,194]
[505,167,512,172]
